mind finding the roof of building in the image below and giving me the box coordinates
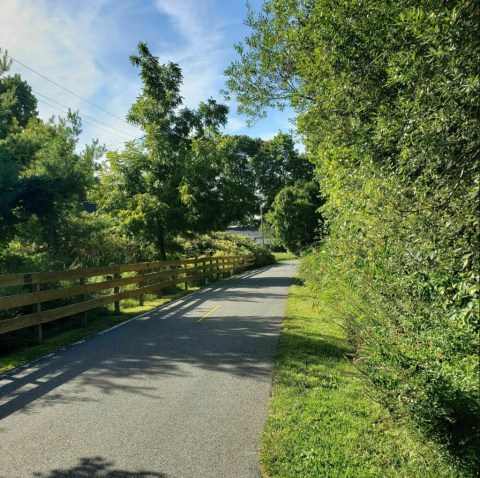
[226,227,262,239]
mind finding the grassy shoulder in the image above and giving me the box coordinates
[274,252,299,262]
[260,276,466,477]
[0,289,198,374]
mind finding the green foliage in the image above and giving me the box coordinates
[250,132,314,210]
[273,251,298,261]
[0,61,103,256]
[181,231,275,268]
[180,134,258,230]
[262,261,470,477]
[97,42,233,259]
[266,180,323,254]
[0,67,41,242]
[0,74,38,132]
[227,0,479,465]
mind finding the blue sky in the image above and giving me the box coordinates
[0,0,297,152]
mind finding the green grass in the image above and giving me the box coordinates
[0,289,198,374]
[260,277,466,477]
[274,252,299,261]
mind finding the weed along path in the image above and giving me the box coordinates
[0,261,297,478]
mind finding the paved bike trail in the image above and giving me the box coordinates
[0,261,297,478]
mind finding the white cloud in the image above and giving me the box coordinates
[153,0,228,107]
[0,0,142,148]
[155,0,211,45]
[1,1,101,102]
[0,0,297,150]
[225,117,244,132]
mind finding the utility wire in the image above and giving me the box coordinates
[36,98,133,141]
[106,133,146,147]
[6,52,141,130]
[105,137,145,148]
[33,90,138,138]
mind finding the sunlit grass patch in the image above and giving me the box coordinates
[261,275,465,477]
[273,252,299,261]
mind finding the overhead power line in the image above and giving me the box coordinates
[33,90,138,139]
[36,98,134,141]
[105,134,146,148]
[6,52,141,130]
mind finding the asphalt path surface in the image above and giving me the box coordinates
[0,260,297,478]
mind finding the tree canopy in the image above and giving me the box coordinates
[0,52,102,255]
[226,0,479,462]
[266,180,323,254]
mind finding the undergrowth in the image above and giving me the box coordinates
[261,258,472,477]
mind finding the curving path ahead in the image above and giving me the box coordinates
[0,260,297,478]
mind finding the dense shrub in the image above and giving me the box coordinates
[0,213,160,275]
[301,246,479,467]
[180,231,275,268]
[227,0,479,467]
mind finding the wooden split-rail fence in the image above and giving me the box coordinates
[0,254,254,343]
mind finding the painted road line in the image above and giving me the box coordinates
[197,305,221,323]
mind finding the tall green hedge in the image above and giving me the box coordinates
[227,0,479,466]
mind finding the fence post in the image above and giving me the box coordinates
[79,277,88,326]
[138,271,145,306]
[184,262,189,290]
[216,258,220,281]
[193,258,198,286]
[197,259,206,286]
[156,266,163,298]
[31,282,42,344]
[113,273,121,314]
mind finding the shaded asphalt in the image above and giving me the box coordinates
[0,260,297,478]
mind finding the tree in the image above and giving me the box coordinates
[0,56,40,243]
[18,113,102,249]
[266,180,322,254]
[181,132,313,227]
[0,74,38,131]
[250,132,313,210]
[180,134,258,231]
[98,42,229,259]
[0,54,102,253]
[226,0,479,461]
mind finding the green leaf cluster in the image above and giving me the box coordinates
[0,52,104,263]
[266,180,323,254]
[226,0,479,465]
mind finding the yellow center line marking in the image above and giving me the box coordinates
[197,305,221,323]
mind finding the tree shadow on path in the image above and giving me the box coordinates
[31,456,168,478]
[0,262,296,419]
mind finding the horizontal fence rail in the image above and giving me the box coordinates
[0,254,254,341]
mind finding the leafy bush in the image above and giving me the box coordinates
[180,231,275,267]
[227,0,479,468]
[301,248,479,469]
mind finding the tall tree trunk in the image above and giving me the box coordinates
[158,228,167,261]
